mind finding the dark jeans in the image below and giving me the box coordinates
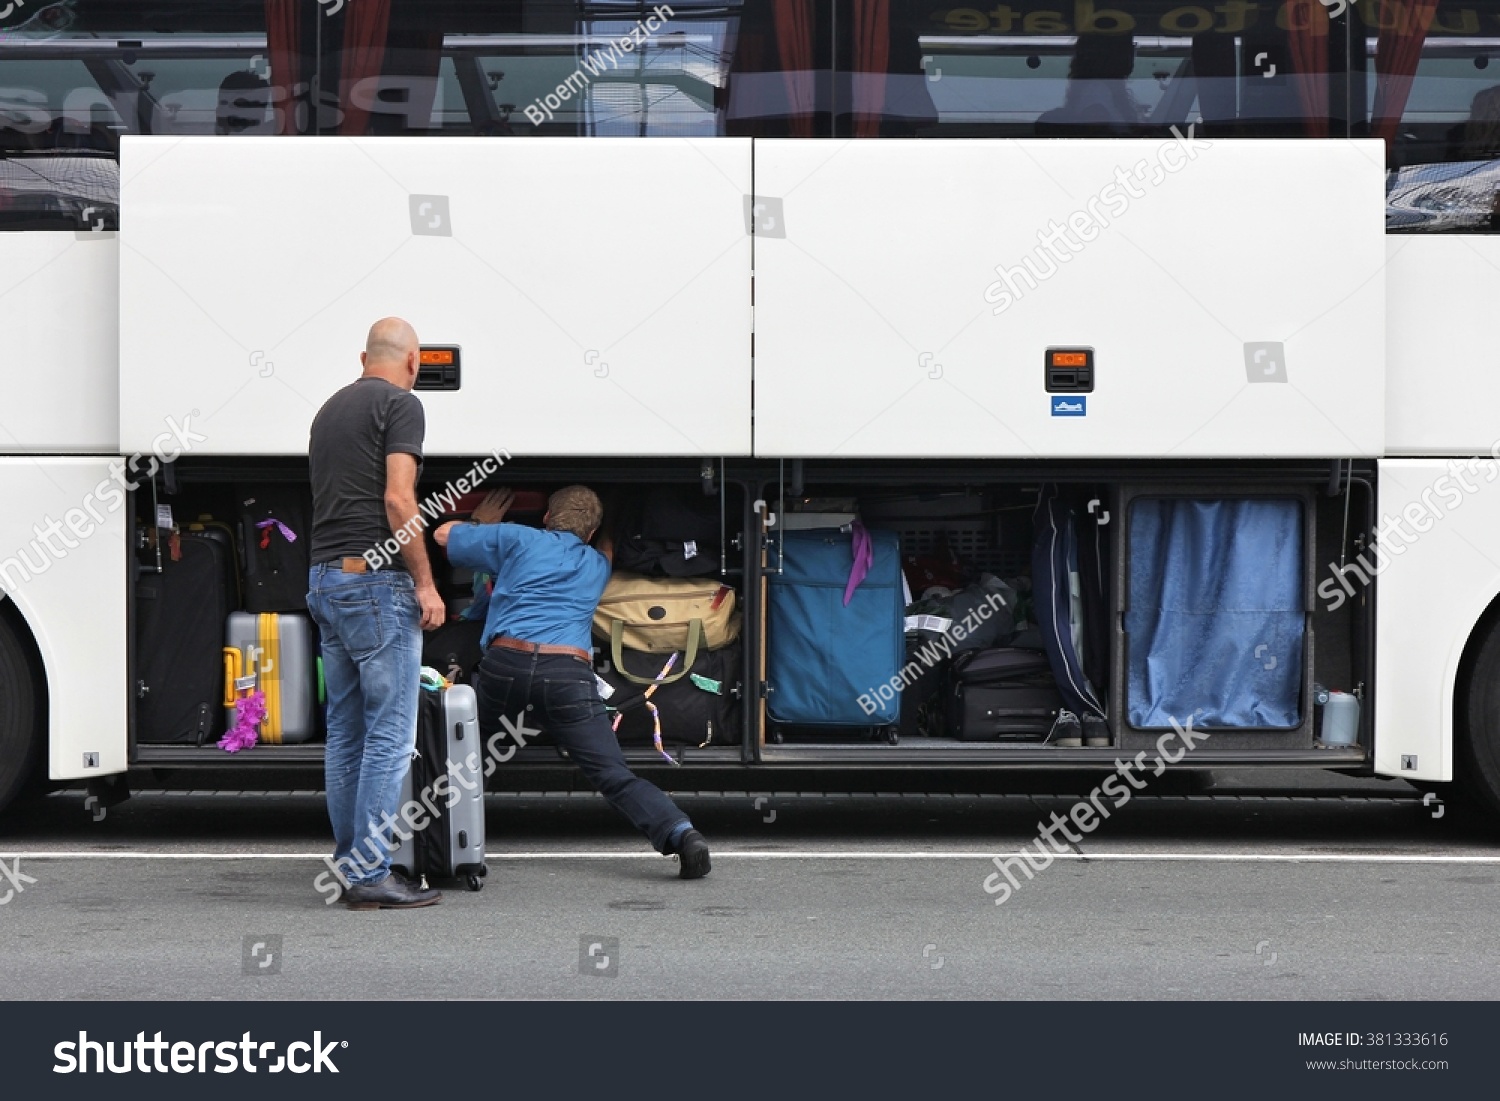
[474,647,690,854]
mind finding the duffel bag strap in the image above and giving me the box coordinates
[610,618,702,685]
[609,653,684,767]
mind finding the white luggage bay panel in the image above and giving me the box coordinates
[752,139,1386,458]
[119,137,751,457]
[0,234,118,453]
[1386,236,1500,456]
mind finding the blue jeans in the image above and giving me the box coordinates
[306,565,421,887]
[474,647,691,854]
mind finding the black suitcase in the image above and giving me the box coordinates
[898,641,950,739]
[136,529,236,744]
[239,486,312,613]
[947,647,1063,742]
[597,642,743,749]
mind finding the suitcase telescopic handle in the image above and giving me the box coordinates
[223,648,256,704]
[223,648,242,706]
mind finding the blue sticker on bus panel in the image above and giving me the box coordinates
[1051,396,1087,416]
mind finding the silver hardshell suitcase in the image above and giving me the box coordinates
[223,611,318,744]
[391,684,488,891]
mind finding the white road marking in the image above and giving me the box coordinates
[2,851,1499,863]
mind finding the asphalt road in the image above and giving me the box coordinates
[2,772,1498,1000]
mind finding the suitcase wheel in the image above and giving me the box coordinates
[885,728,899,746]
[465,874,484,892]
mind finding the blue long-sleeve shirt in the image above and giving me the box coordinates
[445,523,609,652]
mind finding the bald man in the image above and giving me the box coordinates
[306,317,445,910]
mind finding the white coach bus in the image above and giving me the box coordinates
[4,0,1500,815]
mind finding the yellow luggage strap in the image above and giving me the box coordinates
[258,613,283,744]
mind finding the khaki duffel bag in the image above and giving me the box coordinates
[592,573,741,684]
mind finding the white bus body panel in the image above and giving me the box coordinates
[1372,459,1500,782]
[752,138,1387,459]
[0,459,129,780]
[0,234,119,453]
[1387,237,1500,457]
[119,136,752,458]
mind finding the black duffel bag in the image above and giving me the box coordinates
[598,641,743,749]
[610,487,722,578]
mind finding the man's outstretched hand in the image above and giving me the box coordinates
[471,487,514,525]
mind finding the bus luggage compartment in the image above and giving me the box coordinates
[755,461,1372,764]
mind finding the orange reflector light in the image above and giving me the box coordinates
[1051,352,1088,367]
[420,349,454,366]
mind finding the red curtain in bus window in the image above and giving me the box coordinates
[1371,0,1440,143]
[851,0,890,137]
[775,0,816,137]
[265,0,300,136]
[1286,0,1329,138]
[339,0,392,135]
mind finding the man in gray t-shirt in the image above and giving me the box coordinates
[306,317,445,910]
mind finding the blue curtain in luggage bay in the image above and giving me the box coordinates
[1125,498,1304,729]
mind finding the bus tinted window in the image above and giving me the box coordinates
[4,1,1500,231]
[342,2,738,136]
[1381,24,1500,231]
[0,1,289,228]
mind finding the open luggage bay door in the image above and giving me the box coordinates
[118,137,752,458]
[751,138,1385,459]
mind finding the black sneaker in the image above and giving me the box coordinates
[1049,709,1083,747]
[1082,713,1112,747]
[674,829,712,880]
[344,871,442,910]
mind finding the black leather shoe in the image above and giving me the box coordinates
[338,869,413,902]
[674,829,711,880]
[344,872,442,910]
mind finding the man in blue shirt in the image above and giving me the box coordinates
[434,485,710,878]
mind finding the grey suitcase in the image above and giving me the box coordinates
[391,684,487,891]
[223,611,318,744]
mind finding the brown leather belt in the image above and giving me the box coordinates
[328,558,405,574]
[490,636,592,664]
